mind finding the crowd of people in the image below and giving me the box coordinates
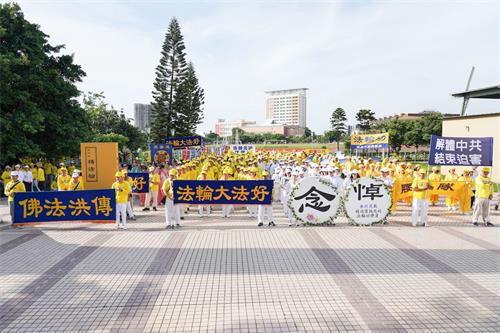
[1,151,497,229]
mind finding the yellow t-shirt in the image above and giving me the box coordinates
[4,180,26,202]
[112,181,132,204]
[149,173,160,191]
[69,178,84,190]
[35,167,45,181]
[412,178,429,200]
[1,171,12,184]
[57,174,72,191]
[475,176,492,199]
[162,178,174,200]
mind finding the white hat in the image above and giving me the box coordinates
[72,172,79,178]
[11,171,19,176]
[299,170,305,175]
[351,169,359,174]
[326,166,334,172]
[291,171,299,176]
[381,168,389,173]
[285,168,292,172]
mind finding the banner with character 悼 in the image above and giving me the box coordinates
[128,172,149,193]
[13,189,116,224]
[343,177,392,226]
[173,180,273,205]
[428,135,493,166]
[287,177,341,225]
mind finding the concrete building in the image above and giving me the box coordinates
[214,119,256,137]
[265,88,307,128]
[242,120,306,137]
[376,110,459,123]
[134,103,152,131]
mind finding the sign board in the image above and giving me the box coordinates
[128,172,149,193]
[351,132,389,150]
[81,142,119,190]
[428,135,493,166]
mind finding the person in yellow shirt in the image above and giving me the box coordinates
[143,166,160,211]
[2,166,12,192]
[220,167,234,218]
[33,162,45,192]
[257,171,274,227]
[57,168,71,191]
[444,168,459,210]
[121,168,136,221]
[247,166,259,217]
[112,171,132,229]
[411,169,431,227]
[163,168,180,229]
[428,167,441,206]
[472,167,494,226]
[4,171,26,221]
[458,169,474,211]
[68,172,84,190]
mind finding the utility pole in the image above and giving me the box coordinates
[460,66,475,116]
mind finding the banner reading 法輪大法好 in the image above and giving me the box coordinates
[128,172,149,193]
[173,180,273,205]
[428,135,493,166]
[350,133,389,150]
[13,189,116,224]
[164,135,203,149]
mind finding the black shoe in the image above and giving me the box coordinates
[153,207,157,211]
[269,221,275,227]
[166,225,172,229]
[176,224,181,227]
[130,216,136,221]
[142,207,150,211]
[258,222,263,227]
[495,205,498,210]
[486,222,495,226]
[180,217,184,220]
[473,222,479,226]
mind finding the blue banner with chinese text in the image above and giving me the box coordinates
[173,180,273,205]
[151,143,173,165]
[164,136,203,148]
[13,189,116,224]
[128,173,149,193]
[428,135,493,166]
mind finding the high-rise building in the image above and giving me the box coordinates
[134,103,152,131]
[265,88,307,128]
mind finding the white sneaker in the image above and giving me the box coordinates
[122,225,128,230]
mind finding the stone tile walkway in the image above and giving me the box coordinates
[0,202,499,332]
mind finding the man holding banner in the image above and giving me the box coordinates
[112,171,132,229]
[472,167,494,226]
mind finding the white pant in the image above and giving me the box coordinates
[116,203,127,226]
[411,198,428,226]
[247,205,257,217]
[145,190,158,208]
[165,199,180,226]
[258,205,273,223]
[198,205,211,216]
[126,200,134,217]
[222,205,232,217]
[33,179,41,192]
[472,198,490,224]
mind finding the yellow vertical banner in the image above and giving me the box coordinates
[81,142,119,190]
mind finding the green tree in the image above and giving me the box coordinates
[173,62,204,136]
[404,120,425,150]
[330,107,347,150]
[92,133,128,150]
[355,109,376,132]
[151,17,188,142]
[83,92,147,151]
[418,112,443,143]
[381,118,412,153]
[0,3,91,164]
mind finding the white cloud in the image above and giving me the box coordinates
[18,0,499,134]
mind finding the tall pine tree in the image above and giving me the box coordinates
[330,107,347,150]
[173,62,204,136]
[151,17,188,142]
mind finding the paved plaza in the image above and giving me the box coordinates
[0,201,499,332]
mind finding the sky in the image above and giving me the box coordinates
[14,0,500,134]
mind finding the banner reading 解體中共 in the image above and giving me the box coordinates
[350,133,389,150]
[164,135,203,149]
[428,135,493,166]
[173,180,273,205]
[150,143,173,165]
[128,172,149,193]
[392,180,471,212]
[13,189,116,224]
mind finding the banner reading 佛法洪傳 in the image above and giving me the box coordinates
[164,135,203,149]
[173,180,273,205]
[128,172,149,193]
[392,180,471,212]
[350,132,389,150]
[13,189,116,224]
[428,135,493,166]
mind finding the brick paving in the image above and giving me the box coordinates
[0,201,499,332]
